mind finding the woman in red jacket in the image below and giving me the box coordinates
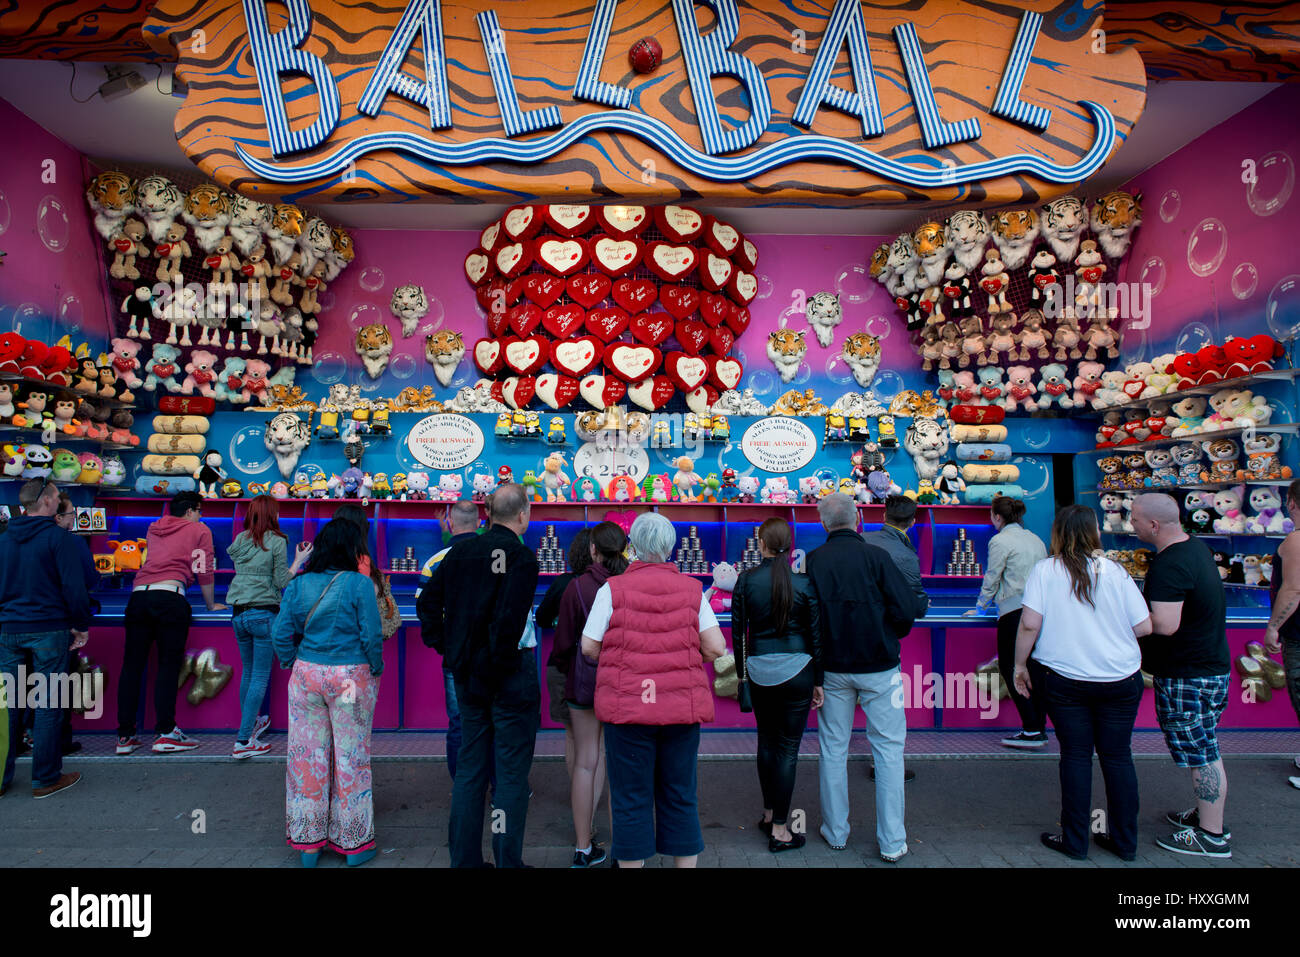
[581,513,726,868]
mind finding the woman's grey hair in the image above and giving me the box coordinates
[818,492,858,531]
[629,512,677,563]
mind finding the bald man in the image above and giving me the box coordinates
[1131,492,1231,859]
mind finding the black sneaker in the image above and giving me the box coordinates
[1040,832,1087,860]
[769,832,807,853]
[1155,827,1231,858]
[1166,808,1231,841]
[571,844,608,868]
[1001,731,1049,749]
[1093,832,1136,862]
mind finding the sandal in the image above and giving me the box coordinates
[769,833,806,853]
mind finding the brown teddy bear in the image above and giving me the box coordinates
[154,222,190,284]
[298,260,328,315]
[240,243,273,309]
[109,218,148,280]
[206,234,240,288]
[270,250,302,306]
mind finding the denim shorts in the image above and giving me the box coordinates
[1153,674,1230,768]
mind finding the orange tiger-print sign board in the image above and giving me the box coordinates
[143,0,1147,208]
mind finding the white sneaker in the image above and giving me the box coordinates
[881,843,908,863]
[153,727,201,753]
[252,715,271,741]
[1288,776,1300,790]
[232,739,271,760]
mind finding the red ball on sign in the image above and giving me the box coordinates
[629,37,662,74]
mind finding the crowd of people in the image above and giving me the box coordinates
[2,474,1298,867]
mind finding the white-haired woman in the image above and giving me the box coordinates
[581,512,726,867]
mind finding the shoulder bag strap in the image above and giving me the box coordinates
[303,572,345,633]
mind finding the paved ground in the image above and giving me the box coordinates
[3,746,1298,868]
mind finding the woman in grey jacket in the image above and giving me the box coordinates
[226,495,311,758]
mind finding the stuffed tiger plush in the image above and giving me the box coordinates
[913,221,948,285]
[355,323,394,379]
[884,233,919,296]
[326,226,355,280]
[989,208,1040,270]
[1040,195,1087,262]
[805,291,842,348]
[943,209,990,272]
[390,284,430,338]
[85,171,136,240]
[425,331,466,387]
[266,203,306,264]
[767,329,807,383]
[842,332,882,389]
[228,193,271,256]
[134,174,184,243]
[181,184,232,253]
[298,216,335,274]
[869,244,890,284]
[1091,190,1143,259]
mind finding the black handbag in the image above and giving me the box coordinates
[736,589,753,713]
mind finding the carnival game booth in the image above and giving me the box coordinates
[0,0,1297,736]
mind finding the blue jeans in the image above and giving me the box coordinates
[233,610,275,743]
[604,722,704,861]
[444,667,461,781]
[1,630,70,790]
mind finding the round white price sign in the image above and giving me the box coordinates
[405,413,486,470]
[573,441,649,486]
[740,417,817,473]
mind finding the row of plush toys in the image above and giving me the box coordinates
[1094,391,1279,449]
[106,337,299,405]
[1100,486,1294,544]
[2,444,127,486]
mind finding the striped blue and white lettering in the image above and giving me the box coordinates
[476,10,563,137]
[357,0,452,130]
[792,0,884,137]
[669,0,772,155]
[573,0,633,109]
[892,22,981,149]
[242,0,340,157]
[990,11,1051,132]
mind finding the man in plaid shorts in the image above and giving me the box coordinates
[1132,494,1231,858]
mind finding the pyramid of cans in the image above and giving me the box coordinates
[736,527,764,571]
[536,525,566,573]
[392,545,419,573]
[946,528,982,576]
[674,526,708,574]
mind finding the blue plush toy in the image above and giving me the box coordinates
[1035,363,1074,409]
[143,343,183,394]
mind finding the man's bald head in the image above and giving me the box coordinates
[489,482,529,525]
[448,500,479,533]
[1130,492,1184,548]
[1132,492,1179,525]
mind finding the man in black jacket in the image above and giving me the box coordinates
[807,493,918,862]
[417,483,540,868]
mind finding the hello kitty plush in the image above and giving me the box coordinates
[762,476,792,504]
[437,473,463,502]
[705,562,738,612]
[1036,364,1073,409]
[406,471,430,501]
[471,472,497,502]
[1211,486,1247,535]
[1003,366,1037,412]
[1072,361,1105,408]
[798,475,820,503]
[737,476,759,503]
[1099,491,1126,533]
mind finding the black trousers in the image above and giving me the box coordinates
[1043,667,1144,858]
[997,609,1048,733]
[117,591,193,737]
[749,662,815,825]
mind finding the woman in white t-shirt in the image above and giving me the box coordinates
[1014,505,1153,863]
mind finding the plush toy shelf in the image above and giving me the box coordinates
[0,372,140,411]
[1087,423,1300,454]
[1079,367,1300,412]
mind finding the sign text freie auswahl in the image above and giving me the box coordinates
[741,418,817,474]
[406,413,485,471]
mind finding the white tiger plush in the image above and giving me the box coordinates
[134,175,184,243]
[883,233,919,298]
[297,217,335,274]
[390,283,430,338]
[228,193,271,256]
[903,416,950,480]
[805,291,842,348]
[1040,195,1087,263]
[944,209,990,273]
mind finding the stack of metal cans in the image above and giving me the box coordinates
[945,528,982,576]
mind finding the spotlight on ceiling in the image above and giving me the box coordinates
[98,65,146,101]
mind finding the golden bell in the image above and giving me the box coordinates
[712,653,739,700]
[185,648,232,706]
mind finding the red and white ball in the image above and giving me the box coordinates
[629,37,662,74]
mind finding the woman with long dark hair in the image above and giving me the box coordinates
[272,518,384,867]
[555,521,627,867]
[1014,505,1152,861]
[332,503,400,640]
[732,518,823,852]
[227,494,312,757]
[964,496,1049,750]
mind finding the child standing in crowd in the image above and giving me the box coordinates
[115,490,224,756]
[226,494,312,759]
[272,518,384,867]
[555,521,626,868]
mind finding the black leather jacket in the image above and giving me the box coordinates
[732,558,823,685]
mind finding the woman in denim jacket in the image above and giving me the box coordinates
[273,518,384,867]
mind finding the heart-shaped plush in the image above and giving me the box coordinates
[118,238,137,253]
[480,220,501,253]
[591,234,642,277]
[585,306,630,343]
[645,242,698,282]
[502,205,541,241]
[157,242,173,257]
[550,335,603,377]
[699,292,730,328]
[708,325,735,356]
[579,373,627,409]
[709,355,744,392]
[629,311,674,347]
[611,278,657,314]
[627,374,675,411]
[604,342,662,382]
[204,254,222,269]
[484,297,510,338]
[653,205,704,242]
[534,237,590,277]
[597,205,648,238]
[473,338,504,376]
[477,277,506,312]
[703,216,741,257]
[727,270,758,305]
[488,379,506,405]
[506,275,529,306]
[465,249,492,285]
[676,319,710,356]
[699,252,734,292]
[507,301,544,337]
[240,262,256,276]
[566,273,612,308]
[495,241,530,278]
[665,351,709,392]
[502,375,537,409]
[524,274,566,308]
[542,303,586,339]
[726,304,751,336]
[503,334,549,375]
[535,373,581,410]
[736,237,759,272]
[684,383,720,415]
[543,204,594,237]
[660,286,700,321]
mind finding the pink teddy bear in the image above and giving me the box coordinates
[182,349,220,397]
[1003,365,1038,412]
[109,338,143,389]
[239,358,272,404]
[1072,360,1106,409]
